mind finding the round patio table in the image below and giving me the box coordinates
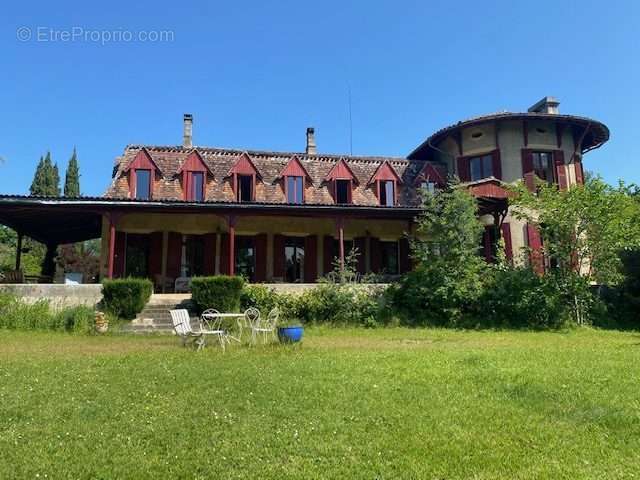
[201,312,247,343]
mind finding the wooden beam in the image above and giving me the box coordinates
[228,215,237,276]
[15,232,22,271]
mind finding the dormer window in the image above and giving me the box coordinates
[135,169,151,200]
[336,179,351,204]
[287,176,304,204]
[379,180,395,206]
[190,172,204,201]
[421,181,437,194]
[237,175,253,202]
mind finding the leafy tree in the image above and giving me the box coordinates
[393,182,487,326]
[64,148,80,197]
[510,176,640,323]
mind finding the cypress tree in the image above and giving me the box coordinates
[64,148,80,197]
[30,156,45,196]
[52,162,61,196]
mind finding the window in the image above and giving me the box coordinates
[336,179,351,204]
[532,152,554,184]
[190,172,204,201]
[235,236,255,281]
[284,237,305,282]
[183,235,204,276]
[237,175,253,202]
[421,181,437,194]
[125,234,150,277]
[287,176,304,204]
[380,241,399,274]
[379,180,395,206]
[469,154,493,181]
[135,169,151,200]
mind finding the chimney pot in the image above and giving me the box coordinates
[305,127,317,155]
[183,113,193,148]
[528,96,560,115]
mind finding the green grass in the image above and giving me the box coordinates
[1,327,639,479]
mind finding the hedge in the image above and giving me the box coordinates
[101,278,153,320]
[191,276,245,313]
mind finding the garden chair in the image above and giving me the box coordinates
[251,307,279,345]
[201,308,231,350]
[169,309,226,352]
[243,307,260,342]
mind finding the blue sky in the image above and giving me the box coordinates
[1,0,638,196]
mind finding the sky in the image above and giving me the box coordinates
[1,0,638,196]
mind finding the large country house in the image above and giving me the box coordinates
[0,97,608,290]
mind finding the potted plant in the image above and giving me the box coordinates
[277,320,304,343]
[94,311,109,333]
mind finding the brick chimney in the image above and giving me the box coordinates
[183,113,193,148]
[528,96,560,115]
[305,127,317,155]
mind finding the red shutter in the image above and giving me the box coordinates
[554,150,567,190]
[491,149,502,180]
[254,234,267,282]
[574,159,584,185]
[370,237,381,273]
[457,157,471,182]
[203,233,216,275]
[323,235,334,275]
[353,237,366,274]
[167,232,182,280]
[113,231,126,278]
[183,172,190,200]
[273,234,286,279]
[521,149,535,191]
[501,222,513,263]
[526,224,544,275]
[148,232,163,279]
[304,235,318,282]
[399,237,411,273]
[219,233,229,275]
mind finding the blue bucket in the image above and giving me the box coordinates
[277,326,304,343]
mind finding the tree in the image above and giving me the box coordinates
[30,152,60,197]
[510,176,640,323]
[394,181,487,326]
[64,148,80,197]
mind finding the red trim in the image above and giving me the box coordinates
[491,150,502,180]
[457,156,471,182]
[325,158,358,184]
[279,155,310,179]
[555,150,567,190]
[574,158,584,185]
[126,149,158,199]
[177,150,212,175]
[415,163,446,187]
[467,180,512,199]
[377,179,396,206]
[368,161,401,184]
[108,220,116,278]
[304,235,318,282]
[501,222,513,263]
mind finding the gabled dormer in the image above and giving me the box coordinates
[368,161,402,206]
[228,152,261,202]
[415,163,446,194]
[325,158,358,204]
[177,150,213,201]
[279,155,311,204]
[123,148,161,200]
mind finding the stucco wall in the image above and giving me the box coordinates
[0,284,103,309]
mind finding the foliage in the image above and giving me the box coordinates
[64,147,81,197]
[395,181,487,326]
[101,278,153,319]
[30,151,60,197]
[191,276,245,313]
[0,226,45,275]
[0,292,94,332]
[55,241,100,282]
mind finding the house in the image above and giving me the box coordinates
[0,97,608,288]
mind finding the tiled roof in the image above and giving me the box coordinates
[106,145,440,207]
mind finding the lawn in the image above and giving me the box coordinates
[1,328,639,479]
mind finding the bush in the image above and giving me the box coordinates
[240,284,281,313]
[101,278,153,320]
[0,292,94,333]
[191,276,245,313]
[474,268,570,329]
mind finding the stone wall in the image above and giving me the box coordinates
[0,284,103,309]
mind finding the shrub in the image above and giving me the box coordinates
[191,276,245,313]
[240,284,281,313]
[101,278,153,320]
[55,305,95,333]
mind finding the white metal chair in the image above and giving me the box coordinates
[201,308,231,350]
[169,309,226,351]
[243,307,261,343]
[251,307,279,345]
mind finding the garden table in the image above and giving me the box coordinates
[201,312,247,343]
